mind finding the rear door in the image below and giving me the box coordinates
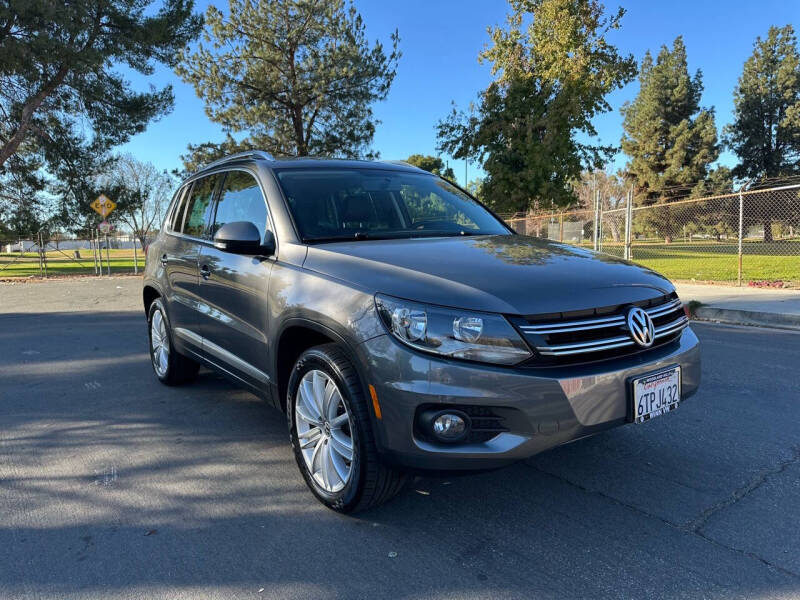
[196,169,274,391]
[163,174,221,356]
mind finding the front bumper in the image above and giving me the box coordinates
[357,327,701,471]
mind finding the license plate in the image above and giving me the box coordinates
[632,366,681,423]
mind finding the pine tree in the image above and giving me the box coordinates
[175,0,400,170]
[725,25,800,242]
[621,37,719,240]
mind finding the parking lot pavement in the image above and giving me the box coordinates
[1,278,799,600]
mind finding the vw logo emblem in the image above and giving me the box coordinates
[626,306,655,348]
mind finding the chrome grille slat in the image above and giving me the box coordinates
[655,315,689,337]
[520,298,682,336]
[520,317,625,334]
[538,339,636,357]
[646,299,683,318]
[537,334,632,353]
[522,297,688,359]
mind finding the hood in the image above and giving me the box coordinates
[303,234,674,315]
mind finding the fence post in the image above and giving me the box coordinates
[737,189,744,287]
[105,234,111,276]
[624,187,633,260]
[37,232,43,277]
[93,229,99,275]
[559,212,564,243]
[42,232,48,278]
[133,237,139,275]
[593,189,600,251]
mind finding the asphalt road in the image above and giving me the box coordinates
[1,278,799,599]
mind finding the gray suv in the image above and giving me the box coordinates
[143,151,700,512]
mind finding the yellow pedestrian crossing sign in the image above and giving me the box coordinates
[91,194,116,217]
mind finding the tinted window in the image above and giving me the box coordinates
[275,169,508,241]
[170,185,190,232]
[181,175,220,237]
[213,171,268,240]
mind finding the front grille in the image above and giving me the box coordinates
[513,293,688,366]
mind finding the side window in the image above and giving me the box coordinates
[213,171,268,239]
[169,184,191,232]
[181,175,220,237]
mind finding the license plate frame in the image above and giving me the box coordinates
[630,365,681,424]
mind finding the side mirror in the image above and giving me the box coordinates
[213,222,275,256]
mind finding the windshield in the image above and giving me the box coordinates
[275,168,510,242]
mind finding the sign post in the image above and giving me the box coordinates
[91,195,116,277]
[105,234,111,276]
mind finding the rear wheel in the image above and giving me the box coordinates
[147,298,199,386]
[287,344,408,512]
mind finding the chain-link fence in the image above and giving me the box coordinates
[0,230,146,279]
[506,183,800,286]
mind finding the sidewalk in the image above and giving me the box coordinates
[675,283,800,330]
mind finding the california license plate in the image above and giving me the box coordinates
[632,366,681,423]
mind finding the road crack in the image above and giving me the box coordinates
[686,445,800,533]
[524,449,800,581]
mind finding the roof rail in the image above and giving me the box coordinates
[201,150,275,171]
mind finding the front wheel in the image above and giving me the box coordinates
[287,344,408,512]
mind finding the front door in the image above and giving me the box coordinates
[163,175,221,358]
[196,169,274,392]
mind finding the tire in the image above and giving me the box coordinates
[287,344,408,513]
[147,297,200,386]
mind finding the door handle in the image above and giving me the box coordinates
[200,264,211,280]
[160,254,168,266]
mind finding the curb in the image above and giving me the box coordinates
[693,306,800,331]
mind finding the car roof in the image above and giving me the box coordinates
[188,152,428,181]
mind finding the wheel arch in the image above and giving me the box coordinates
[143,282,163,316]
[274,318,365,413]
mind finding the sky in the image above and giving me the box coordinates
[118,0,800,186]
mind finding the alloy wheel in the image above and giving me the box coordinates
[150,310,170,378]
[294,369,354,493]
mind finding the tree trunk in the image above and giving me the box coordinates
[763,220,773,243]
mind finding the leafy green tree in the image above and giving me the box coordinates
[0,1,201,168]
[405,154,457,182]
[176,0,400,171]
[466,178,485,202]
[725,25,800,241]
[437,0,636,214]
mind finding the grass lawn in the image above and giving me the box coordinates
[0,248,144,278]
[600,241,800,283]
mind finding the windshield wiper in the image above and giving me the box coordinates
[303,232,391,244]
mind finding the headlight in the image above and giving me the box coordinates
[375,294,532,365]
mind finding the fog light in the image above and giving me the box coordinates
[433,413,468,440]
